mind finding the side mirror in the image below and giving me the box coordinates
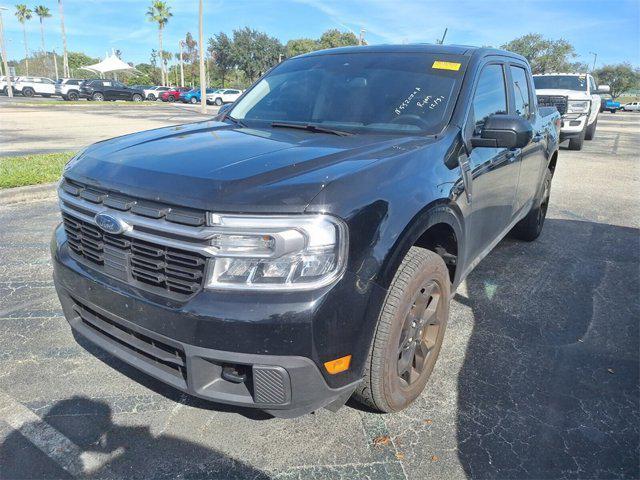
[215,103,233,120]
[471,114,533,149]
[597,85,610,94]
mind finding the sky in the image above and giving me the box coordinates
[1,0,639,68]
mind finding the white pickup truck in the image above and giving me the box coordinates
[533,73,609,151]
[13,76,57,98]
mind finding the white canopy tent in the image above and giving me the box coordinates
[80,53,137,78]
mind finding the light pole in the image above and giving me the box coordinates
[179,40,184,87]
[58,0,69,77]
[0,6,13,97]
[198,0,206,114]
[359,28,366,46]
[589,51,597,72]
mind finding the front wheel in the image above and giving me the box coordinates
[22,87,35,97]
[510,169,552,241]
[353,247,450,413]
[214,97,223,106]
[190,97,198,104]
[67,91,79,101]
[132,94,143,102]
[585,118,597,140]
[92,92,104,101]
[147,94,156,101]
[167,96,175,102]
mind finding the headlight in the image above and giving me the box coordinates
[567,100,590,113]
[205,213,348,290]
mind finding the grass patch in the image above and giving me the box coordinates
[0,152,74,189]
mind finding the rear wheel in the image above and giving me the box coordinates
[67,91,79,101]
[148,94,156,101]
[92,92,104,101]
[510,168,552,241]
[190,97,198,104]
[132,94,143,102]
[22,87,35,97]
[353,247,450,413]
[585,118,597,140]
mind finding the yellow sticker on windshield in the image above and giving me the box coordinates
[432,61,461,71]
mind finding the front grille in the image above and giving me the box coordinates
[537,95,568,115]
[63,213,206,297]
[73,300,187,381]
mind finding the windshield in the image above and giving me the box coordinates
[230,52,467,135]
[533,75,587,91]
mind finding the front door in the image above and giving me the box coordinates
[465,63,521,261]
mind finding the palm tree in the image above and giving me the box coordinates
[57,0,69,77]
[33,5,51,53]
[15,4,32,75]
[146,1,172,85]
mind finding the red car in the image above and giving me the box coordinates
[161,87,190,102]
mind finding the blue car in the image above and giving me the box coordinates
[181,88,215,104]
[601,98,621,113]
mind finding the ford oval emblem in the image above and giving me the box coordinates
[94,212,126,235]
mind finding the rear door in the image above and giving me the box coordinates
[464,62,521,260]
[507,63,545,215]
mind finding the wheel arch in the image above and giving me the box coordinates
[377,201,464,290]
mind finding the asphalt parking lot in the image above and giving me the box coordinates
[0,112,638,479]
[0,96,219,156]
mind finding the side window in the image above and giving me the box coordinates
[510,66,531,118]
[472,64,507,130]
[103,81,112,87]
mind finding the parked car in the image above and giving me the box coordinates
[13,76,56,97]
[622,101,640,112]
[80,80,145,101]
[533,73,609,150]
[600,98,621,113]
[143,86,171,101]
[55,78,84,101]
[208,88,243,105]
[181,88,218,104]
[161,87,190,102]
[53,44,560,418]
[0,75,18,95]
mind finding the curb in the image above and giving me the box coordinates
[0,182,57,206]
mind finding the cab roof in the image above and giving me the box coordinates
[298,43,526,62]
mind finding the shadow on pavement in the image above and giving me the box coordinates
[0,396,270,479]
[455,219,640,478]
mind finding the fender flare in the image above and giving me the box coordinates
[377,201,465,290]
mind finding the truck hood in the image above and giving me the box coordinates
[65,120,434,213]
[535,88,591,101]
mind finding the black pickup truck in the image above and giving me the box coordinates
[52,44,560,418]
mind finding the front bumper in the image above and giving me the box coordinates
[560,113,588,140]
[52,224,383,417]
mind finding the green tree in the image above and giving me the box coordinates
[15,4,33,75]
[208,32,234,87]
[231,27,283,83]
[318,29,358,49]
[66,51,99,78]
[594,63,640,100]
[33,5,51,54]
[285,38,319,57]
[182,32,198,85]
[501,33,577,74]
[146,1,172,85]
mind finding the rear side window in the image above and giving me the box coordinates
[473,64,507,128]
[510,66,531,118]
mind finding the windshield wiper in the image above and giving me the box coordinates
[271,121,354,136]
[224,114,248,128]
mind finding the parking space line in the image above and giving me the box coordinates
[0,390,123,477]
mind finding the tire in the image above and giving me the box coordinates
[92,92,104,101]
[190,97,198,104]
[22,87,35,97]
[168,95,175,102]
[611,109,617,114]
[353,246,450,413]
[67,91,79,101]
[148,94,156,101]
[132,94,143,102]
[510,169,552,242]
[214,97,223,106]
[585,118,597,141]
[568,126,585,151]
